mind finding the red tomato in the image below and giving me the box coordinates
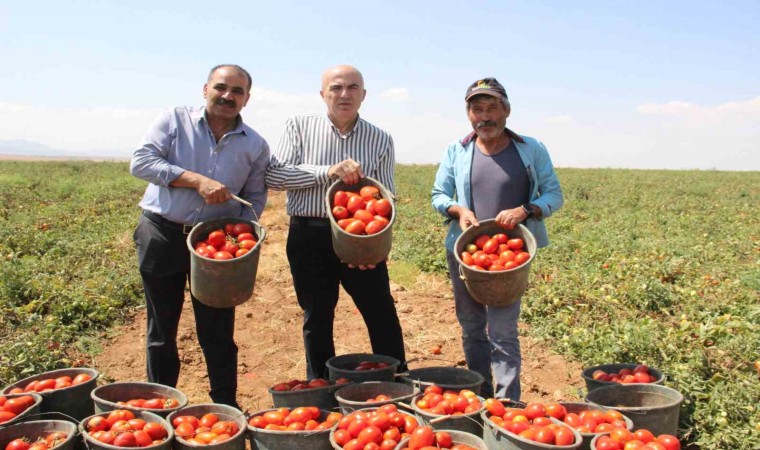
[345,219,366,235]
[225,224,235,235]
[474,253,492,269]
[239,240,256,250]
[207,231,226,248]
[113,432,137,448]
[214,251,234,260]
[221,241,239,255]
[373,199,392,217]
[5,440,30,450]
[544,403,567,420]
[334,191,349,207]
[365,199,377,215]
[473,234,490,249]
[143,422,167,441]
[354,209,375,225]
[237,232,255,242]
[333,206,349,220]
[514,251,531,266]
[534,426,555,444]
[235,248,249,258]
[337,218,354,229]
[461,252,474,265]
[36,379,56,391]
[408,426,435,448]
[365,220,387,235]
[554,426,575,446]
[656,435,681,450]
[492,233,508,244]
[2,396,35,415]
[482,238,499,255]
[196,246,214,258]
[524,403,546,420]
[200,413,219,428]
[357,425,383,445]
[232,223,252,236]
[507,238,524,250]
[434,431,453,448]
[172,415,200,429]
[360,186,380,200]
[347,196,367,214]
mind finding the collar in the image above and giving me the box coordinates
[195,107,247,136]
[460,127,525,146]
[327,113,362,137]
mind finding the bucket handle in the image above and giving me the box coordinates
[458,264,468,281]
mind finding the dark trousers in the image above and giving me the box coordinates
[286,219,407,380]
[133,213,238,407]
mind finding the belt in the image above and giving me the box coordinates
[290,216,331,227]
[142,210,194,234]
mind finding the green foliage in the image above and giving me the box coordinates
[392,166,760,449]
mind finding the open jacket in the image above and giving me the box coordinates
[431,129,564,253]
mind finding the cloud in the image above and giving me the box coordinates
[544,115,573,124]
[377,88,410,102]
[636,95,760,127]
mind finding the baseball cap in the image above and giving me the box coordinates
[465,77,508,102]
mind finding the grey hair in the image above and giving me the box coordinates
[208,64,252,91]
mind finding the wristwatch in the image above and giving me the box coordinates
[521,203,535,219]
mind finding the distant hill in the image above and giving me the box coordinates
[0,139,129,161]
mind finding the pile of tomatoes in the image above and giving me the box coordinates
[594,428,680,450]
[554,405,630,434]
[115,397,181,410]
[85,410,168,448]
[270,377,350,392]
[0,395,36,424]
[484,400,577,446]
[352,361,392,371]
[460,233,531,271]
[6,374,92,394]
[193,222,257,260]
[399,426,478,450]
[171,413,240,446]
[330,405,419,450]
[331,186,393,235]
[5,432,69,450]
[591,364,659,384]
[248,407,341,431]
[414,385,482,416]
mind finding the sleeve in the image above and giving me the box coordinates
[129,109,185,186]
[265,117,331,190]
[530,141,564,218]
[375,134,396,195]
[430,143,458,219]
[239,140,270,222]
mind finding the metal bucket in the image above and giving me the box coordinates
[269,383,341,410]
[585,384,683,438]
[248,408,333,450]
[0,420,78,450]
[394,429,489,450]
[334,381,418,414]
[79,410,173,450]
[399,366,485,396]
[324,177,395,266]
[186,217,266,308]
[410,394,485,437]
[2,368,99,422]
[581,363,666,392]
[90,382,188,418]
[326,354,400,383]
[167,403,246,450]
[559,402,634,450]
[0,392,43,426]
[454,220,537,307]
[482,414,583,450]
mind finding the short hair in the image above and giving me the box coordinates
[466,94,511,113]
[208,64,252,91]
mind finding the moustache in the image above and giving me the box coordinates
[216,98,236,107]
[477,121,497,129]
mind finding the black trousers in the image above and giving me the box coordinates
[286,218,407,380]
[133,212,238,407]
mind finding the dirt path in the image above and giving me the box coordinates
[93,191,584,411]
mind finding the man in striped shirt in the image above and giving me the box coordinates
[266,65,406,380]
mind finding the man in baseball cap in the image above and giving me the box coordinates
[431,77,564,400]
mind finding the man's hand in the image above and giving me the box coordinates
[170,171,231,204]
[328,158,364,185]
[495,207,528,230]
[347,263,377,270]
[448,205,479,231]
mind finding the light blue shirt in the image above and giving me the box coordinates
[131,106,270,225]
[431,129,564,252]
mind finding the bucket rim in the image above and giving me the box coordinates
[581,363,666,386]
[185,217,266,262]
[481,411,583,448]
[2,368,100,395]
[90,381,189,412]
[0,392,43,426]
[0,419,78,450]
[247,408,334,435]
[324,176,396,236]
[584,383,685,411]
[334,381,418,406]
[325,353,401,372]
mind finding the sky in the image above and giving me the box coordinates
[1,0,758,170]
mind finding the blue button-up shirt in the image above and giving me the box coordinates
[131,106,269,225]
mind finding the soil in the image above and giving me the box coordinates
[93,191,585,412]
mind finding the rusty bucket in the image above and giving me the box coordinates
[324,177,395,266]
[187,217,266,308]
[454,220,537,307]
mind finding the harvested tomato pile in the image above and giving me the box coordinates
[85,409,168,447]
[171,412,241,445]
[484,399,577,446]
[192,222,257,260]
[594,428,680,450]
[248,407,341,431]
[115,397,180,410]
[460,232,530,271]
[400,426,478,450]
[7,374,91,393]
[331,186,393,235]
[270,377,350,391]
[4,432,68,450]
[591,364,659,384]
[0,395,36,424]
[331,405,418,450]
[414,385,482,416]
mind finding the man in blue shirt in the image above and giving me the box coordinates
[131,64,269,407]
[431,78,563,400]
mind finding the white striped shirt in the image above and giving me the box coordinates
[266,113,396,218]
